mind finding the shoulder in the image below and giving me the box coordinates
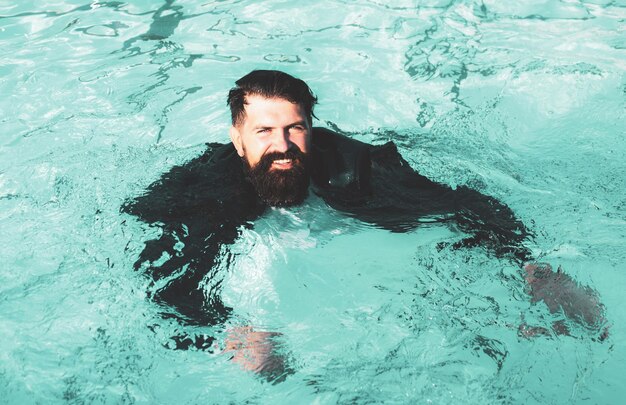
[311,127,440,191]
[121,142,246,222]
[312,126,406,167]
[312,127,371,150]
[312,127,401,158]
[310,127,372,193]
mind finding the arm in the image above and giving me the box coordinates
[450,185,531,264]
[224,327,293,382]
[121,143,265,326]
[314,135,532,262]
[314,129,606,337]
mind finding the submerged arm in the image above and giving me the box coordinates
[121,144,264,326]
[314,133,532,262]
[450,185,532,264]
[314,129,606,336]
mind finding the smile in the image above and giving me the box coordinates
[271,158,293,169]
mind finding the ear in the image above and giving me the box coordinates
[229,126,244,157]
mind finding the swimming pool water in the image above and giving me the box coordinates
[1,0,625,403]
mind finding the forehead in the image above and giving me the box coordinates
[241,95,306,126]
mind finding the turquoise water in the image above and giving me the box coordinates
[1,0,625,403]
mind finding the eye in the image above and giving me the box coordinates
[290,125,305,132]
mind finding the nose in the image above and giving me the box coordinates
[271,128,291,153]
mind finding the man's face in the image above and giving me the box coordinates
[230,95,312,206]
[230,95,311,167]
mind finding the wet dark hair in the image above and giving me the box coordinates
[227,70,317,126]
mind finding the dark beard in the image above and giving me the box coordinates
[243,148,309,207]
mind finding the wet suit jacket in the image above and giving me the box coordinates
[122,127,531,336]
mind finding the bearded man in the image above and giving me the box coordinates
[228,76,311,207]
[122,70,606,357]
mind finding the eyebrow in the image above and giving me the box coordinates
[252,121,308,130]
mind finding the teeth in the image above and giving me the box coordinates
[273,159,291,164]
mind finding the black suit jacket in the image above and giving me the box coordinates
[122,127,531,328]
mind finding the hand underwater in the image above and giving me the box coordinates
[225,327,290,381]
[520,263,609,341]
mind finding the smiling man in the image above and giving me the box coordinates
[122,70,606,359]
[227,71,314,207]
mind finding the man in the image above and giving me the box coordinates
[122,70,605,353]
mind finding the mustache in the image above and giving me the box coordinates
[252,148,306,172]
